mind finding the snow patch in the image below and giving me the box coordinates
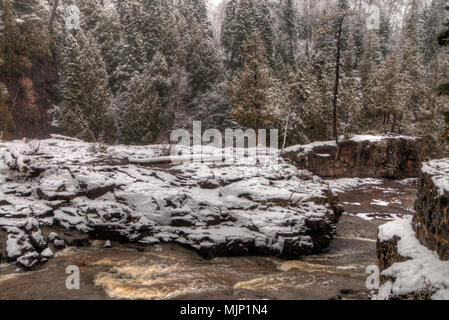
[376,217,449,300]
[421,159,449,196]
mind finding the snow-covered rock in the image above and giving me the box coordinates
[104,240,112,248]
[48,232,66,249]
[0,137,344,269]
[414,159,449,260]
[376,217,449,300]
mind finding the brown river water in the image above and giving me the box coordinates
[0,180,417,300]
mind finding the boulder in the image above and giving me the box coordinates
[48,232,66,249]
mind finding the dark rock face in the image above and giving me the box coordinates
[1,220,54,270]
[283,135,422,179]
[376,236,409,271]
[413,159,449,261]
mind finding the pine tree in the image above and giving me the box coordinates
[399,0,428,132]
[185,24,223,95]
[113,0,147,91]
[141,0,181,67]
[94,7,124,92]
[232,0,257,72]
[359,29,383,87]
[229,31,281,133]
[282,62,311,146]
[222,0,276,73]
[274,0,298,77]
[119,51,174,144]
[60,30,116,142]
[254,0,275,66]
[282,0,297,66]
[178,0,211,33]
[0,2,50,77]
[436,2,449,143]
[221,0,239,68]
[416,53,449,157]
[422,0,447,64]
[378,9,392,59]
[363,50,406,133]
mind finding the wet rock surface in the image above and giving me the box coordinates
[0,138,343,269]
[283,135,422,180]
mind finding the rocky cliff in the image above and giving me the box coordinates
[283,135,422,179]
[414,159,449,260]
[376,217,449,300]
[375,159,449,300]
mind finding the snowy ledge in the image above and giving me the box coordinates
[375,217,449,300]
[283,134,417,155]
[282,134,421,180]
[421,159,449,196]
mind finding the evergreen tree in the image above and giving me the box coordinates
[378,9,392,59]
[141,0,181,67]
[221,0,239,68]
[112,0,147,92]
[363,50,406,133]
[359,29,383,87]
[222,0,276,73]
[422,0,447,64]
[229,31,281,133]
[178,0,211,33]
[282,62,311,146]
[119,51,174,144]
[282,0,297,66]
[350,16,366,69]
[254,1,275,66]
[185,24,223,95]
[0,2,50,77]
[399,0,428,132]
[60,30,116,142]
[437,3,449,143]
[274,0,298,77]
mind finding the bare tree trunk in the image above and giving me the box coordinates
[333,16,344,159]
[304,0,310,57]
[391,114,397,133]
[281,107,293,152]
[48,0,59,35]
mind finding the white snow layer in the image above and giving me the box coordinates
[375,217,449,300]
[283,134,416,156]
[421,159,449,196]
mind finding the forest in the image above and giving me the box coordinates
[0,0,448,157]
